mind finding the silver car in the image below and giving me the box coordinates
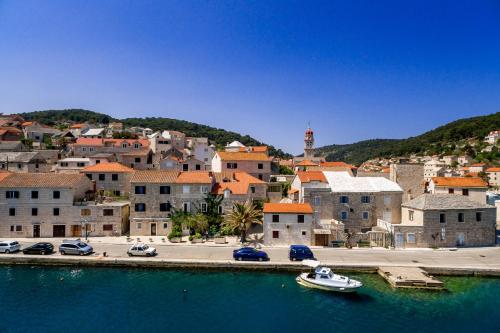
[0,240,20,254]
[59,240,93,256]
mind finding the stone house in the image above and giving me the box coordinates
[82,162,134,197]
[469,163,487,173]
[486,167,500,187]
[428,177,488,204]
[22,122,61,145]
[423,159,446,181]
[74,200,130,237]
[0,152,51,173]
[81,128,106,138]
[159,156,205,171]
[148,130,186,155]
[263,203,313,246]
[186,137,215,168]
[458,155,472,166]
[69,123,90,137]
[484,130,500,145]
[211,151,271,181]
[213,172,267,213]
[0,126,22,141]
[389,163,425,203]
[393,194,496,248]
[55,158,92,173]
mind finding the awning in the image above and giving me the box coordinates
[313,229,331,235]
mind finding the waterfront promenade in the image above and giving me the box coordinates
[1,237,500,274]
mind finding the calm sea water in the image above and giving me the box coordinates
[1,266,499,333]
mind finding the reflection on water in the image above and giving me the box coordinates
[0,266,499,333]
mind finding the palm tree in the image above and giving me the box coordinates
[185,213,209,235]
[222,201,263,243]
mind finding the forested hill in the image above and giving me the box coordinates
[20,109,292,158]
[315,112,500,165]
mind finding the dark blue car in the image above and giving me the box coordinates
[289,245,315,261]
[233,247,269,261]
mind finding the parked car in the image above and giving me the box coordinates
[233,247,269,261]
[0,240,21,254]
[289,245,315,261]
[22,243,54,255]
[127,243,157,257]
[59,240,93,256]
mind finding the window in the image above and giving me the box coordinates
[10,225,22,232]
[163,223,168,229]
[462,189,469,196]
[160,202,171,212]
[340,196,349,204]
[407,233,416,244]
[476,212,482,222]
[272,230,279,239]
[272,214,280,223]
[81,209,91,216]
[99,174,105,181]
[103,209,114,216]
[440,227,446,241]
[17,163,21,169]
[409,210,414,221]
[135,203,146,212]
[340,211,348,220]
[6,191,19,199]
[250,186,255,194]
[112,174,118,181]
[448,188,454,194]
[183,202,190,213]
[122,143,128,148]
[183,164,189,171]
[201,203,207,213]
[137,222,142,229]
[9,208,15,216]
[361,196,370,203]
[160,186,171,195]
[77,162,85,167]
[183,185,190,194]
[32,208,38,216]
[302,231,307,236]
[95,160,100,164]
[113,190,121,196]
[362,211,369,220]
[53,191,60,199]
[195,164,201,170]
[135,186,146,195]
[439,213,446,223]
[458,212,464,222]
[218,206,223,214]
[53,208,60,216]
[384,196,392,205]
[227,162,237,169]
[86,174,93,180]
[60,162,69,167]
[313,196,321,206]
[258,174,263,180]
[201,186,208,194]
[135,157,141,163]
[82,147,87,152]
[103,224,113,231]
[134,143,140,149]
[297,214,304,223]
[258,163,263,169]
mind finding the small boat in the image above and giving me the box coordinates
[296,260,363,293]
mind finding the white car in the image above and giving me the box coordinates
[127,243,157,257]
[0,240,21,254]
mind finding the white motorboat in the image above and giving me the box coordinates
[296,260,363,292]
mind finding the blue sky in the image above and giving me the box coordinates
[1,0,499,154]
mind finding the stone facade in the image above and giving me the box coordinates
[84,171,133,197]
[263,203,313,246]
[390,163,425,203]
[211,152,271,181]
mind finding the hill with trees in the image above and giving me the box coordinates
[315,112,500,165]
[20,109,292,158]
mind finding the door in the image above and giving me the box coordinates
[53,225,66,237]
[71,225,82,237]
[383,211,392,223]
[33,225,40,238]
[315,234,329,247]
[395,233,404,248]
[150,223,157,236]
[456,233,465,246]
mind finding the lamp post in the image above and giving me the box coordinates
[81,218,89,241]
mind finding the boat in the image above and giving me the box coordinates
[296,260,363,292]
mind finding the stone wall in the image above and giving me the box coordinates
[390,163,424,203]
[263,212,312,246]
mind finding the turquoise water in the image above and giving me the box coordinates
[1,266,499,333]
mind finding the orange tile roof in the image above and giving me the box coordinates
[382,167,390,173]
[320,161,357,169]
[131,170,178,183]
[74,138,150,148]
[82,162,134,173]
[288,188,299,194]
[217,151,270,161]
[486,167,500,172]
[21,121,33,127]
[238,146,268,153]
[296,171,327,183]
[0,173,90,188]
[263,203,313,214]
[295,160,318,167]
[70,123,87,129]
[431,177,488,188]
[0,171,11,182]
[177,171,213,184]
[470,163,486,167]
[212,172,265,195]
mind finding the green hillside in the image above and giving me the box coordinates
[316,112,500,165]
[20,109,292,158]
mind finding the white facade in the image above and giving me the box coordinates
[424,159,446,181]
[264,212,313,246]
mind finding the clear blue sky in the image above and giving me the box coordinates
[1,0,499,154]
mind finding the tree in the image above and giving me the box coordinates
[185,213,209,235]
[278,165,294,175]
[222,201,263,243]
[168,209,190,240]
[202,193,224,232]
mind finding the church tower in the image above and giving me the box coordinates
[304,127,314,159]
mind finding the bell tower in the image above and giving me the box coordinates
[304,126,314,159]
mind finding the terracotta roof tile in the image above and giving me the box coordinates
[238,146,268,153]
[263,203,313,214]
[82,162,134,173]
[295,160,318,166]
[131,170,178,183]
[320,161,357,169]
[296,171,327,183]
[217,151,270,161]
[486,167,500,172]
[177,171,213,184]
[212,172,265,195]
[431,177,488,188]
[0,173,90,188]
